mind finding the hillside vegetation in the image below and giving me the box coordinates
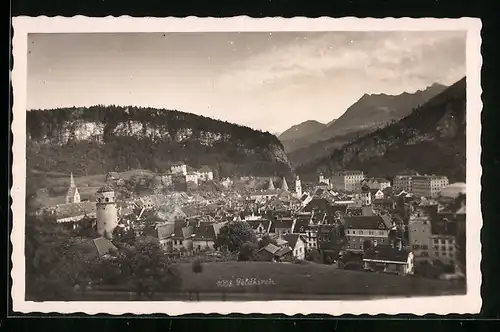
[26,105,293,179]
[297,77,466,182]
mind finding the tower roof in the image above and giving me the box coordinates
[97,184,115,193]
[69,172,76,188]
[281,177,289,191]
[268,177,275,190]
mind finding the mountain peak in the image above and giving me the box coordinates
[279,120,327,142]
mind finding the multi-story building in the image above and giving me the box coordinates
[407,209,433,262]
[412,175,449,198]
[393,175,413,193]
[318,174,331,187]
[331,170,365,192]
[362,178,391,191]
[408,207,457,265]
[342,215,393,253]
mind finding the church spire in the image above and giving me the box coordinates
[65,172,80,204]
[70,172,76,188]
[268,177,275,190]
[281,177,289,191]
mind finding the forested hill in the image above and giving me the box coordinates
[26,105,293,177]
[297,77,467,182]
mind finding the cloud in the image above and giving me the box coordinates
[215,31,466,95]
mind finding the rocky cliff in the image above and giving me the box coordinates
[26,106,293,177]
[297,77,466,182]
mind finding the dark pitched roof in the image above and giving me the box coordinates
[92,237,118,256]
[344,216,389,230]
[363,245,411,263]
[55,201,97,219]
[258,243,280,255]
[293,218,311,233]
[192,224,216,241]
[275,246,292,257]
[283,234,303,249]
[199,166,212,173]
[245,219,271,231]
[271,218,294,229]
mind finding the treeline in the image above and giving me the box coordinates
[27,105,281,148]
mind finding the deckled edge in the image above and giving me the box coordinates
[10,16,483,316]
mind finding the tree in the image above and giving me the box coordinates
[118,237,179,299]
[258,234,278,248]
[214,221,257,252]
[362,240,372,251]
[25,215,100,300]
[238,242,259,261]
[305,249,321,262]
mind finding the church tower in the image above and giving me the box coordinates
[96,184,118,238]
[281,177,289,191]
[268,177,275,190]
[295,175,302,198]
[65,172,80,204]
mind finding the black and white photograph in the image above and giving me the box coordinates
[11,17,482,315]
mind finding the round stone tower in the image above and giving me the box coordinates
[96,184,118,238]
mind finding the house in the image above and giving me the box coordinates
[221,177,233,188]
[191,224,217,252]
[372,198,395,213]
[342,215,392,253]
[186,172,199,185]
[413,175,450,198]
[292,216,318,251]
[198,166,214,181]
[245,219,272,237]
[317,224,346,263]
[363,245,414,275]
[361,178,391,191]
[255,243,293,262]
[298,193,313,207]
[283,234,307,260]
[171,163,187,175]
[373,189,385,200]
[331,170,365,192]
[269,218,295,236]
[92,237,118,256]
[160,172,174,186]
[45,201,97,223]
[250,189,280,201]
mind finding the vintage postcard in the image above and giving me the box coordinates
[11,16,482,315]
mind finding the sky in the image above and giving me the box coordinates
[27,31,466,133]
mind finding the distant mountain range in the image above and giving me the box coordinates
[296,77,466,182]
[26,106,293,183]
[280,83,448,159]
[278,120,327,141]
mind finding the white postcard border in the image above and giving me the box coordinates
[11,16,483,315]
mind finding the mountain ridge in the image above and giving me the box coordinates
[282,82,449,160]
[296,77,466,182]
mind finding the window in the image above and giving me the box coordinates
[422,245,429,250]
[448,246,454,252]
[449,253,454,257]
[421,252,429,257]
[434,252,439,257]
[105,197,109,202]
